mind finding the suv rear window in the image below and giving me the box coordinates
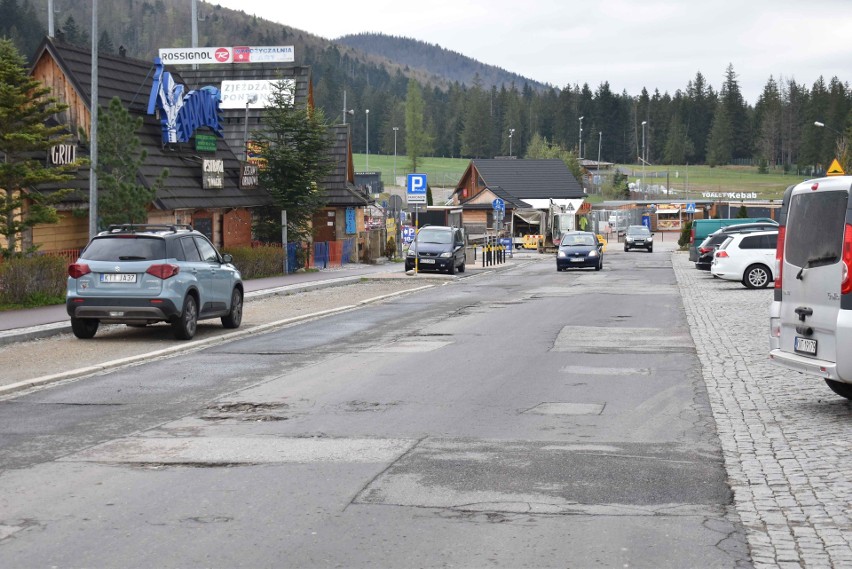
[81,236,166,261]
[785,191,848,268]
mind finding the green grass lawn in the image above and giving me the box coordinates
[355,153,808,200]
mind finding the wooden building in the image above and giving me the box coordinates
[23,37,370,253]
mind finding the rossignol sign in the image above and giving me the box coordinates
[158,46,294,65]
[159,47,233,64]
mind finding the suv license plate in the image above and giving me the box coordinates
[101,273,137,283]
[794,336,817,356]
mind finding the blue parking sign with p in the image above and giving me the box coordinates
[407,173,427,204]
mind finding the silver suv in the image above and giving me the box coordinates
[66,224,243,340]
[769,176,852,399]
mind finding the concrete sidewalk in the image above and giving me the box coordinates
[0,255,524,346]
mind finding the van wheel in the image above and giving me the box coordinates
[743,264,771,289]
[825,379,852,400]
[448,260,456,275]
[458,260,465,273]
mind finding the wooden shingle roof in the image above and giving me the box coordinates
[461,159,585,202]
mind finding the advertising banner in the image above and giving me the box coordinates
[219,79,294,109]
[158,46,294,66]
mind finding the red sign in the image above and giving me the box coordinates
[234,46,250,63]
[214,48,231,62]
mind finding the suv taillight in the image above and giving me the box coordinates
[775,226,785,290]
[841,224,852,295]
[146,264,180,280]
[68,263,91,279]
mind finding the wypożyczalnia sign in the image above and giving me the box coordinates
[195,134,217,153]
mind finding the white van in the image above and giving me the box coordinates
[769,176,852,399]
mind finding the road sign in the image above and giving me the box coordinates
[827,158,845,176]
[685,203,696,213]
[407,173,427,204]
[402,226,416,244]
[492,198,505,212]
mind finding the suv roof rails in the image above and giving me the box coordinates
[103,224,194,234]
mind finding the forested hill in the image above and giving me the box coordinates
[336,33,548,91]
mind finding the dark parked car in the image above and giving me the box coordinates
[624,225,653,252]
[405,225,466,274]
[695,222,780,271]
[556,231,603,271]
[66,224,243,340]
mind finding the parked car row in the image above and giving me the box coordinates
[693,221,780,288]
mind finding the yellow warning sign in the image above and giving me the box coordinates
[827,158,845,176]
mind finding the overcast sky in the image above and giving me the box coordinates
[212,0,852,104]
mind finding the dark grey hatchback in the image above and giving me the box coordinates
[556,231,603,271]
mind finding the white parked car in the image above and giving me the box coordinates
[710,230,778,288]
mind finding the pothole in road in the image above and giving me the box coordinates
[343,400,401,412]
[522,402,605,416]
[201,402,290,422]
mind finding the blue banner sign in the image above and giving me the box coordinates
[147,58,223,144]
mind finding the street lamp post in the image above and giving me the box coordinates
[365,109,370,170]
[597,131,602,193]
[509,128,515,157]
[393,127,399,184]
[815,121,848,173]
[243,94,258,160]
[641,120,647,196]
[578,116,584,158]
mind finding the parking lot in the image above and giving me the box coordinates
[673,251,852,567]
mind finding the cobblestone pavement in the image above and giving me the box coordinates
[672,251,852,568]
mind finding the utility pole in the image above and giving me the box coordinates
[88,0,99,238]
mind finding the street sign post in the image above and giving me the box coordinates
[407,174,427,205]
[407,174,427,274]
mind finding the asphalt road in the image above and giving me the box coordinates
[0,241,751,568]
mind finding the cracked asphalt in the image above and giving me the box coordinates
[673,251,852,568]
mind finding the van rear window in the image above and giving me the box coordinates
[785,191,848,268]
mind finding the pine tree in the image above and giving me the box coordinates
[460,75,492,158]
[98,30,115,54]
[93,97,167,227]
[404,79,432,172]
[256,80,334,244]
[0,38,81,255]
[706,103,733,167]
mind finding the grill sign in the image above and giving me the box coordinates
[50,144,76,165]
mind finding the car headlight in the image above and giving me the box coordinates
[588,250,599,257]
[626,237,634,243]
[647,235,653,241]
[557,251,567,258]
[406,248,415,257]
[439,252,452,258]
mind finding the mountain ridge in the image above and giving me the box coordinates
[335,33,550,91]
